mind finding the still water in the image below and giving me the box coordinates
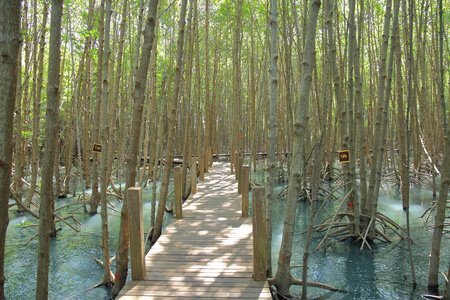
[5,182,174,300]
[4,170,450,299]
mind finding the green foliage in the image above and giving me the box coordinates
[21,130,33,140]
[14,222,35,228]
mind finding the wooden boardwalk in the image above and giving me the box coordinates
[118,162,272,299]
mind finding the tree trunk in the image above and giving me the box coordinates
[112,0,159,296]
[365,0,393,219]
[152,0,188,244]
[23,2,48,208]
[269,0,321,296]
[266,0,278,277]
[0,1,21,298]
[355,0,367,214]
[89,0,105,215]
[36,0,63,298]
[428,0,447,292]
[98,0,113,286]
[368,0,400,239]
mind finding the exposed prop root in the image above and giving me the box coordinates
[421,295,443,299]
[422,199,450,235]
[314,207,406,252]
[92,257,115,286]
[268,277,348,299]
[290,277,347,293]
[165,200,174,213]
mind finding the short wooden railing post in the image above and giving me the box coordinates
[237,157,243,194]
[208,147,213,167]
[234,150,239,180]
[174,166,183,219]
[191,156,197,194]
[252,186,267,281]
[230,152,234,174]
[199,153,205,181]
[204,152,209,173]
[241,165,249,217]
[128,187,146,280]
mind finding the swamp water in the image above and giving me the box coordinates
[4,168,450,299]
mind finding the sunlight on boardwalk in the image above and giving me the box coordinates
[118,162,272,299]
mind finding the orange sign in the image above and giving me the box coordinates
[338,150,350,163]
[93,143,102,153]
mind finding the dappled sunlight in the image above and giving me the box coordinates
[118,162,271,299]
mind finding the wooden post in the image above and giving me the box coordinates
[191,156,197,194]
[199,153,205,181]
[237,156,243,194]
[234,150,239,180]
[242,165,249,217]
[128,187,146,280]
[174,166,183,219]
[230,158,234,174]
[208,147,213,167]
[252,186,267,281]
[204,152,209,173]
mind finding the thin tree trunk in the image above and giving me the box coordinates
[98,0,113,285]
[346,0,358,225]
[266,0,278,277]
[368,0,400,240]
[0,1,21,298]
[405,0,416,287]
[355,0,367,212]
[36,0,63,298]
[365,0,392,218]
[269,0,321,296]
[152,0,188,244]
[428,0,447,292]
[89,0,105,214]
[181,2,193,199]
[24,2,48,207]
[112,0,159,296]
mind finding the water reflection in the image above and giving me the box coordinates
[5,181,173,300]
[5,168,450,300]
[267,182,449,299]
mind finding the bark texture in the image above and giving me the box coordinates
[0,1,21,298]
[112,0,159,296]
[269,0,321,296]
[153,0,188,244]
[36,0,63,299]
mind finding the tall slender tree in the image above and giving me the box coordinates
[0,1,21,298]
[428,0,448,293]
[153,0,188,244]
[269,0,321,296]
[266,0,278,277]
[36,0,63,298]
[113,0,159,296]
[98,0,113,286]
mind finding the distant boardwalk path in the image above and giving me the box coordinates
[118,162,272,299]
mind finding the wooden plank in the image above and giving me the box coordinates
[118,162,271,300]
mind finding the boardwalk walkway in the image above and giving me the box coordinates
[118,162,272,299]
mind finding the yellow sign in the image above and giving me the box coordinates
[93,143,102,153]
[338,150,350,163]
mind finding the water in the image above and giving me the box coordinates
[4,168,450,299]
[5,182,174,300]
[265,184,450,299]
